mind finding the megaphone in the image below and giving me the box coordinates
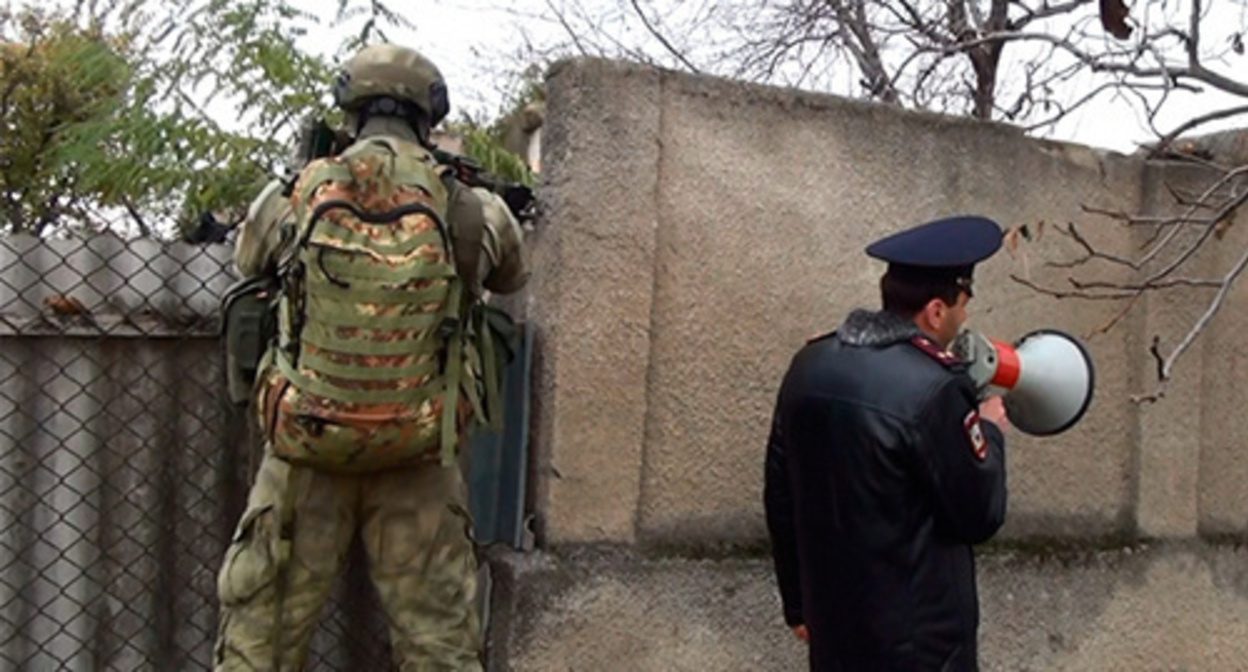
[952,329,1095,436]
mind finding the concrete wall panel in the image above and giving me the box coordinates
[493,546,1248,671]
[530,60,664,544]
[546,63,1155,546]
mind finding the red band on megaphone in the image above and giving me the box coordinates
[990,339,1021,389]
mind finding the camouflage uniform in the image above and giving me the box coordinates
[214,45,529,672]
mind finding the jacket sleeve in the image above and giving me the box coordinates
[475,187,531,295]
[763,389,804,627]
[233,178,294,279]
[913,375,1007,545]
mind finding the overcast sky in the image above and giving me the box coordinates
[38,0,1245,154]
[286,0,1244,156]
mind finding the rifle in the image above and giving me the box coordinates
[278,115,539,222]
[280,116,352,196]
[431,148,538,225]
[185,116,348,243]
[185,210,235,244]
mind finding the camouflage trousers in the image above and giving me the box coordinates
[212,452,482,671]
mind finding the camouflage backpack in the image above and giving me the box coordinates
[256,136,480,472]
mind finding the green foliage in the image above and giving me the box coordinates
[0,0,344,238]
[0,0,537,239]
[0,8,132,235]
[446,63,546,188]
[452,123,537,188]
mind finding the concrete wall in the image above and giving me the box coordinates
[490,544,1248,671]
[500,58,1248,669]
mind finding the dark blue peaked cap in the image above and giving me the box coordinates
[866,215,1003,268]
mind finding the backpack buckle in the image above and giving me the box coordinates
[437,317,461,375]
[438,316,460,341]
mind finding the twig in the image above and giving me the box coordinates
[1143,182,1248,284]
[1149,104,1248,158]
[921,29,1248,98]
[1130,336,1168,404]
[1090,291,1142,337]
[1009,273,1136,300]
[1165,182,1229,211]
[1010,0,1093,31]
[1046,222,1138,269]
[120,195,151,237]
[1150,334,1166,380]
[1124,166,1248,271]
[544,0,590,57]
[1081,203,1199,227]
[627,0,702,74]
[1154,231,1248,381]
[1069,277,1223,290]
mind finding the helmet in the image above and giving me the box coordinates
[333,44,450,127]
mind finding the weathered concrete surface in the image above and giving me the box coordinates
[488,543,1248,671]
[531,58,1173,549]
[486,549,803,672]
[639,67,1147,548]
[529,62,664,544]
[514,57,1248,671]
[980,543,1248,671]
[1199,232,1248,536]
[1190,156,1248,538]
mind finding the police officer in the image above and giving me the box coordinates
[214,44,528,671]
[764,215,1009,671]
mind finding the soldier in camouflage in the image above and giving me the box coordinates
[214,44,529,672]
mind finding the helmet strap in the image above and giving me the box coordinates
[356,96,432,146]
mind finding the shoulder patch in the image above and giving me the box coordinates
[964,409,988,460]
[909,335,963,368]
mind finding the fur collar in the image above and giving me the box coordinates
[836,309,924,348]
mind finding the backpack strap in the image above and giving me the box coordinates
[443,173,487,300]
[439,278,466,467]
[435,170,489,465]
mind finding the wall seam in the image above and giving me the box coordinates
[633,69,669,546]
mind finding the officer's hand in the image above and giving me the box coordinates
[979,396,1010,431]
[792,624,809,643]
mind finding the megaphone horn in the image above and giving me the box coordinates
[952,329,1095,436]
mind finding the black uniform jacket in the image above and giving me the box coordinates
[765,309,1007,672]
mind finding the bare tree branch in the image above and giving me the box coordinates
[1045,222,1140,269]
[1010,273,1138,299]
[1070,277,1224,290]
[1158,233,1248,379]
[1091,292,1142,337]
[1141,171,1248,281]
[527,0,1248,396]
[1010,0,1095,30]
[120,195,151,237]
[628,0,703,73]
[544,0,592,57]
[1149,104,1248,157]
[830,0,902,102]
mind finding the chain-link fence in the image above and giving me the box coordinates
[0,233,397,670]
